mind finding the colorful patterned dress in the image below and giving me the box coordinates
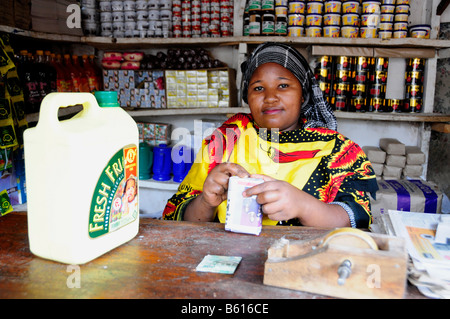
[163,113,378,228]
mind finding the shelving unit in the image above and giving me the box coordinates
[3,0,449,217]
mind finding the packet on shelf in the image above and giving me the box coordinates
[165,68,234,108]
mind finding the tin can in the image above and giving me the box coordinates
[317,55,332,69]
[323,25,340,37]
[288,26,304,37]
[355,56,371,72]
[354,71,369,83]
[405,71,423,85]
[351,83,366,97]
[403,98,422,113]
[335,56,353,70]
[368,97,384,112]
[350,96,366,112]
[315,67,331,81]
[385,99,402,112]
[405,84,423,98]
[369,84,386,98]
[335,69,352,83]
[275,15,287,35]
[341,26,359,38]
[333,96,348,111]
[333,82,350,96]
[373,70,388,84]
[318,80,331,96]
[289,1,305,14]
[288,14,305,26]
[305,26,322,37]
[408,58,425,72]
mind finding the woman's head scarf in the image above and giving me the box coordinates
[241,42,337,131]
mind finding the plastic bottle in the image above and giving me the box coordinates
[82,54,100,92]
[35,50,52,101]
[24,92,139,264]
[72,55,90,92]
[46,51,66,92]
[63,54,81,92]
[16,50,40,113]
[56,54,73,92]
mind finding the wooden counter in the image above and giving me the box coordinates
[0,212,425,300]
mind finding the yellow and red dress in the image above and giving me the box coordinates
[163,113,378,228]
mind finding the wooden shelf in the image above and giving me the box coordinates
[3,25,450,50]
[127,107,450,123]
[25,105,449,123]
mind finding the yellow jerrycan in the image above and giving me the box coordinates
[24,92,139,264]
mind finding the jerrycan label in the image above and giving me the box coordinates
[88,145,138,238]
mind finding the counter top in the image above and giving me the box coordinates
[0,213,425,300]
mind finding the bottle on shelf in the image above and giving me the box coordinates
[72,55,90,92]
[261,0,275,36]
[42,51,58,94]
[16,50,40,114]
[56,54,73,92]
[46,51,67,93]
[63,54,81,92]
[82,54,101,92]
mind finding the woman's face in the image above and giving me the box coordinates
[247,62,303,132]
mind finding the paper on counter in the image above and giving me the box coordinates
[195,255,242,275]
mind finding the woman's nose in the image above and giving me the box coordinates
[264,88,278,103]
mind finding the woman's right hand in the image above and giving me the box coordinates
[184,163,250,222]
[201,163,250,208]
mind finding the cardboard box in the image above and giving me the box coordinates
[370,179,443,224]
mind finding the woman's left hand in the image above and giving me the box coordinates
[243,174,308,222]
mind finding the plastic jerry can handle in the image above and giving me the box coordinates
[36,92,101,130]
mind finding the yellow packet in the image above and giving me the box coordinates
[0,38,15,77]
[0,189,13,216]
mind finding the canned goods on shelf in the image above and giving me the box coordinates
[335,56,353,70]
[288,26,304,37]
[305,26,322,37]
[323,25,340,37]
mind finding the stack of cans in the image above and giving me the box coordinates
[351,56,371,111]
[315,55,392,112]
[332,56,353,111]
[81,0,100,36]
[275,0,288,36]
[367,57,389,112]
[403,58,425,113]
[314,56,333,103]
[174,0,233,38]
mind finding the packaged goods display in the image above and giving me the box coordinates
[103,69,166,108]
[82,0,234,38]
[101,48,233,109]
[314,54,425,113]
[243,0,429,39]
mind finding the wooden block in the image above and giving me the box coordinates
[264,230,408,299]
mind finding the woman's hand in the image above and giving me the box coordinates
[243,174,306,222]
[184,163,250,222]
[244,174,351,228]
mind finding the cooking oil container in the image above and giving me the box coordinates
[24,92,139,264]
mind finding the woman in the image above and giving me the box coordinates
[163,42,378,228]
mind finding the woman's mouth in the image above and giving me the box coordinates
[263,108,283,115]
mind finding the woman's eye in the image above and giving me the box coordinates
[279,83,289,89]
[254,86,263,91]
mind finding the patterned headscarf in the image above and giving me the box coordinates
[241,42,337,131]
